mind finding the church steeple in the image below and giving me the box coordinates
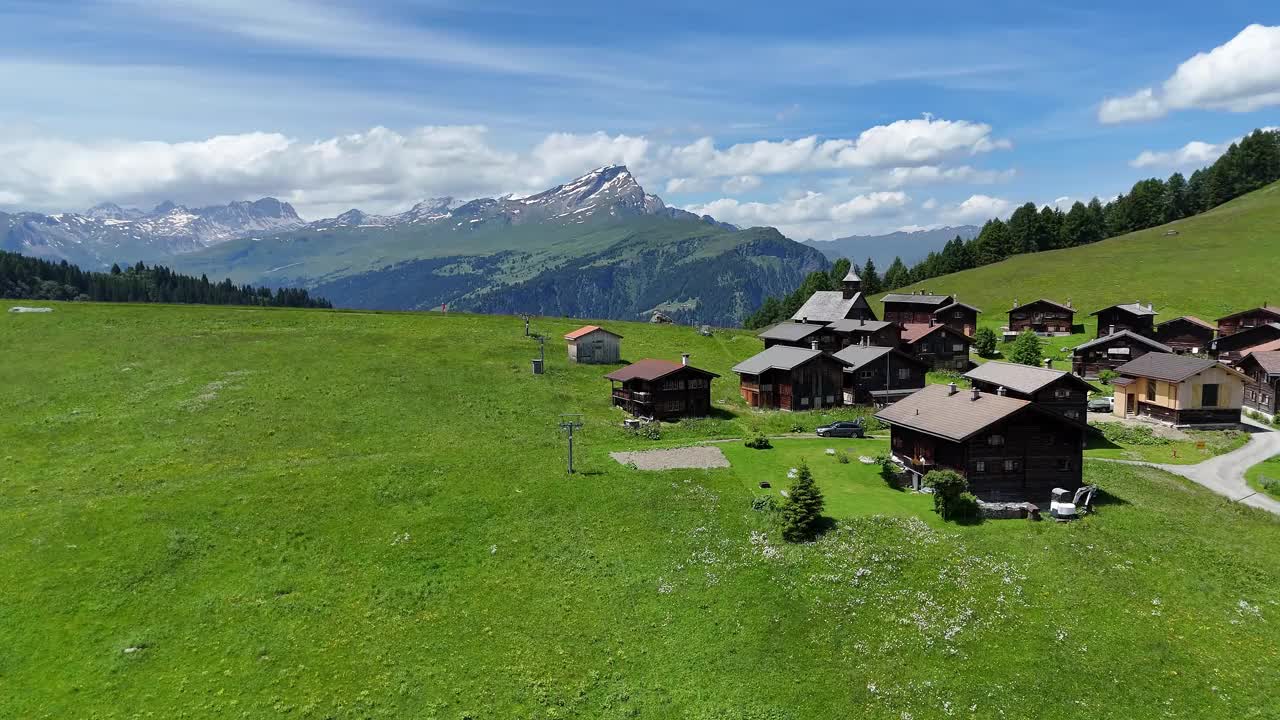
[842,268,862,299]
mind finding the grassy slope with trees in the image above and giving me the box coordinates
[3,302,1279,718]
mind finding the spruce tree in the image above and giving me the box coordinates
[781,461,825,542]
[860,258,882,295]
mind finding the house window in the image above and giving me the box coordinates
[952,343,964,352]
[860,369,875,379]
[1003,459,1017,471]
[825,395,835,405]
[897,368,911,380]
[954,311,963,319]
[1056,458,1071,471]
[892,435,904,449]
[1202,383,1219,407]
[1146,381,1157,402]
[663,380,685,391]
[1065,410,1080,420]
[987,434,1005,446]
[1055,388,1070,399]
[974,461,986,473]
[662,400,684,413]
[800,396,810,407]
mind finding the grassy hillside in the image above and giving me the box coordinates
[881,180,1280,330]
[4,303,1280,718]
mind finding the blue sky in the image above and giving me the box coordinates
[1,0,1278,240]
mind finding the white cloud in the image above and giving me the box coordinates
[921,198,939,211]
[940,194,1014,223]
[1099,24,1280,123]
[664,177,714,194]
[1129,127,1278,168]
[1049,196,1073,210]
[684,190,910,239]
[874,165,1014,188]
[721,175,762,194]
[658,116,1010,177]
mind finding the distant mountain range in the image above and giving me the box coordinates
[1,166,825,326]
[804,225,979,268]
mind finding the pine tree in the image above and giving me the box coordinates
[1008,330,1043,366]
[860,258,882,295]
[882,257,910,290]
[781,461,825,542]
[829,257,851,286]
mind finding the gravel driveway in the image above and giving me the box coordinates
[610,446,731,470]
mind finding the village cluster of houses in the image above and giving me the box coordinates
[560,275,1280,503]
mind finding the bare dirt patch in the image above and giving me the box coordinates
[611,446,731,471]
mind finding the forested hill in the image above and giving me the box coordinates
[746,127,1280,327]
[0,252,331,309]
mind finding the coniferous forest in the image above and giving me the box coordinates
[746,127,1280,328]
[0,252,331,309]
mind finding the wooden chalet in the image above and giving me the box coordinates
[900,322,972,371]
[882,292,954,326]
[605,356,717,420]
[933,301,981,337]
[1071,330,1172,379]
[1007,298,1075,336]
[789,270,875,324]
[964,360,1093,423]
[875,383,1086,503]
[1217,306,1280,338]
[832,345,927,406]
[1211,322,1280,365]
[732,345,847,411]
[1239,349,1280,421]
[827,317,901,348]
[1091,302,1157,338]
[756,322,837,351]
[564,325,622,364]
[1110,352,1245,426]
[1154,316,1215,355]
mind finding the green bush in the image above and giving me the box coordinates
[744,434,772,450]
[1097,369,1118,385]
[923,469,971,521]
[790,422,806,434]
[835,451,850,464]
[1008,330,1044,366]
[973,327,998,358]
[750,495,779,513]
[954,492,980,520]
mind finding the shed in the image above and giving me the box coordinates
[565,325,622,364]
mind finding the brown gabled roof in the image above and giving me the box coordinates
[1073,330,1171,353]
[1216,306,1280,325]
[565,325,621,341]
[1241,350,1280,376]
[1157,315,1215,331]
[875,383,1033,442]
[1114,352,1220,382]
[1244,338,1280,354]
[934,301,982,315]
[1090,302,1158,317]
[1010,298,1074,314]
[732,346,844,375]
[882,293,953,306]
[604,359,718,382]
[900,322,970,344]
[964,360,1094,395]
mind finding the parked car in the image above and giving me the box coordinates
[816,420,865,438]
[1088,395,1114,413]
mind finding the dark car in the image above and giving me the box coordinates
[816,420,865,438]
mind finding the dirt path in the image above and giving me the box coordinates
[610,446,730,470]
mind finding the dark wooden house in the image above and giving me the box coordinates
[605,357,717,420]
[964,360,1093,423]
[875,383,1086,503]
[756,322,837,351]
[1154,316,1216,355]
[1110,353,1245,425]
[732,345,847,411]
[1091,302,1157,338]
[882,292,955,326]
[900,322,972,371]
[1239,350,1280,421]
[1217,306,1280,338]
[933,301,981,337]
[1007,298,1075,336]
[564,325,623,364]
[827,318,902,348]
[832,345,928,406]
[790,270,875,324]
[1071,330,1172,379]
[1212,322,1280,365]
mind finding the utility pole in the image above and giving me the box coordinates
[521,313,531,337]
[558,414,584,474]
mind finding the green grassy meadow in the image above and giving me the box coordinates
[3,303,1280,719]
[879,180,1280,331]
[1246,456,1280,500]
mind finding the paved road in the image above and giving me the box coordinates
[1094,419,1280,516]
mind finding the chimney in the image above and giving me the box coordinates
[681,353,689,366]
[802,317,808,324]
[997,386,1007,396]
[928,317,935,327]
[1067,298,1073,309]
[1013,297,1019,309]
[811,340,820,351]
[1108,324,1115,336]
[860,317,865,326]
[971,387,981,401]
[948,382,958,396]
[1044,357,1053,369]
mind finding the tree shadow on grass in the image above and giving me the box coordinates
[1090,486,1131,508]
